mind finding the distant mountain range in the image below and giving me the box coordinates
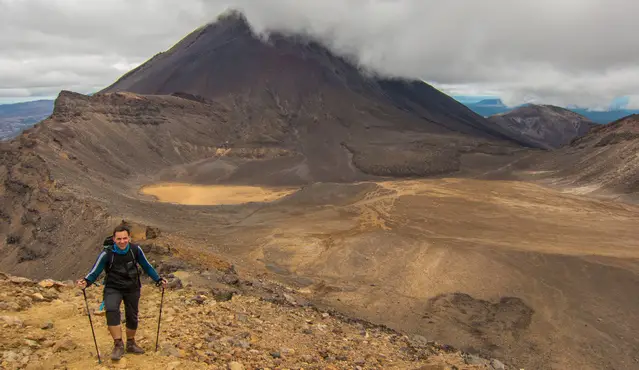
[0,100,54,140]
[462,98,639,124]
[568,107,639,124]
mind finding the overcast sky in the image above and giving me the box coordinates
[1,0,638,109]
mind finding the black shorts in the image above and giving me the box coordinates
[103,287,141,330]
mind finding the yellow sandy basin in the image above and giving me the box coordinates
[140,183,298,205]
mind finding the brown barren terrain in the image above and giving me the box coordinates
[127,178,639,370]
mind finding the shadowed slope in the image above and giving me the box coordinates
[488,104,597,149]
[499,114,639,200]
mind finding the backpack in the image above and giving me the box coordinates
[102,236,142,287]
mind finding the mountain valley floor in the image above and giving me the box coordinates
[126,177,639,370]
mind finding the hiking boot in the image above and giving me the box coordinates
[126,340,145,354]
[111,340,125,361]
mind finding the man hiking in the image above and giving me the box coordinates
[76,225,167,361]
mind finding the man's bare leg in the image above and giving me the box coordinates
[108,325,122,340]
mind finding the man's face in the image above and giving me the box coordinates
[113,231,130,250]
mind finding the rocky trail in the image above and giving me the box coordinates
[0,272,510,370]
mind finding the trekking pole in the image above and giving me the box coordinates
[155,286,165,352]
[82,288,102,364]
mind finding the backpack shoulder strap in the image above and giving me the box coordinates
[129,244,141,264]
[103,246,114,273]
[102,235,114,272]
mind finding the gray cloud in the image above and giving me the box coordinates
[1,0,638,108]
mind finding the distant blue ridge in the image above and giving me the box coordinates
[457,97,639,123]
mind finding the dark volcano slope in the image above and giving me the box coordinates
[101,12,527,148]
